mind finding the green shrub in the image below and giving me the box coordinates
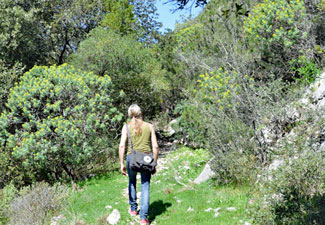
[177,68,299,184]
[174,100,207,147]
[0,146,30,188]
[69,27,169,118]
[250,150,325,224]
[0,64,123,182]
[243,0,315,81]
[290,55,321,86]
[244,0,306,49]
[250,107,325,224]
[0,183,17,224]
[0,61,24,114]
[3,182,68,225]
[175,22,204,53]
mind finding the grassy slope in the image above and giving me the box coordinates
[61,148,252,225]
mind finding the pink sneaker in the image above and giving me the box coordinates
[128,209,137,216]
[140,219,149,224]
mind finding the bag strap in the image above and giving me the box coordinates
[126,124,135,153]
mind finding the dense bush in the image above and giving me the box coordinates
[0,182,68,225]
[177,68,301,184]
[69,27,170,118]
[0,183,17,224]
[172,0,323,186]
[0,62,24,113]
[243,0,317,80]
[0,64,123,183]
[247,103,325,224]
[0,146,30,188]
[250,150,325,224]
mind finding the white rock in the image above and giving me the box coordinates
[51,214,64,221]
[317,98,325,109]
[205,208,213,212]
[214,207,221,212]
[244,222,251,225]
[214,212,220,217]
[166,119,177,136]
[50,215,64,225]
[107,209,121,225]
[177,199,182,203]
[226,207,236,211]
[312,72,325,100]
[320,142,325,152]
[271,193,284,202]
[194,163,215,184]
[183,165,191,170]
[187,207,194,212]
[260,127,275,144]
[268,159,284,171]
[105,205,112,209]
[300,97,310,105]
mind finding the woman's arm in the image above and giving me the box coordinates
[119,124,127,176]
[150,124,159,163]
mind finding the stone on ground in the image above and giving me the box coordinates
[194,163,215,184]
[107,209,121,225]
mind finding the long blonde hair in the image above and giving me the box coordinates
[128,104,143,136]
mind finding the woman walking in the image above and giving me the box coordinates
[119,104,159,225]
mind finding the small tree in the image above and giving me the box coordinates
[69,27,169,118]
[0,64,123,182]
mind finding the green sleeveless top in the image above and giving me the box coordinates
[127,122,152,155]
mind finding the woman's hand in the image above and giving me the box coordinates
[152,165,157,175]
[121,164,127,176]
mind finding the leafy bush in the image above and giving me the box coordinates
[175,21,204,53]
[290,54,321,86]
[250,150,325,224]
[177,68,300,184]
[5,182,68,225]
[0,61,24,113]
[249,105,325,224]
[243,0,315,80]
[0,183,17,224]
[244,0,306,48]
[69,27,170,118]
[174,100,207,146]
[0,64,123,182]
[0,146,30,188]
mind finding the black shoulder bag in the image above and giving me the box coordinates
[126,124,156,174]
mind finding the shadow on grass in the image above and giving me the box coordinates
[148,200,172,222]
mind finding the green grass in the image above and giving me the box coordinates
[60,172,130,224]
[60,147,252,224]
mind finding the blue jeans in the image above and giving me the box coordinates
[126,155,151,220]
